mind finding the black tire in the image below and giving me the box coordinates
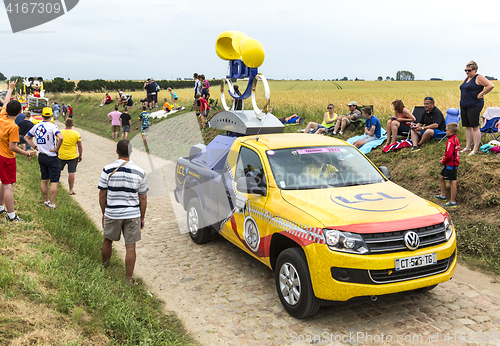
[414,284,438,293]
[275,248,320,319]
[186,198,211,244]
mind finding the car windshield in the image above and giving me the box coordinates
[266,146,385,190]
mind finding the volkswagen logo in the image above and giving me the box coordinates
[404,231,420,250]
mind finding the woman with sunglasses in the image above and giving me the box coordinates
[384,99,415,148]
[303,104,338,134]
[460,61,495,155]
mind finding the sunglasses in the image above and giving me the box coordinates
[464,69,473,72]
[327,107,333,109]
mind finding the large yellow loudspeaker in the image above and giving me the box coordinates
[240,37,265,68]
[215,31,248,60]
[215,31,265,68]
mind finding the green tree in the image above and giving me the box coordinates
[396,70,415,81]
[0,72,6,81]
[377,76,383,81]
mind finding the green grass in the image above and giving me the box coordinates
[0,158,197,345]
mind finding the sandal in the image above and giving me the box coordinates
[69,192,76,195]
[468,151,477,156]
[127,278,139,286]
[460,148,471,153]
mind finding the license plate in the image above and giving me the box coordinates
[395,253,437,271]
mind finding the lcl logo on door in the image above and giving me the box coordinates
[4,0,79,33]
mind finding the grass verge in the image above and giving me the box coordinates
[0,157,197,345]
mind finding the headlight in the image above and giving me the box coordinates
[444,214,454,240]
[323,229,369,254]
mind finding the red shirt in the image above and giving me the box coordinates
[442,134,460,166]
[199,98,210,112]
[68,106,73,115]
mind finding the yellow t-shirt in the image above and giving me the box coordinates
[59,129,81,160]
[0,108,19,158]
[303,163,338,179]
[321,112,338,128]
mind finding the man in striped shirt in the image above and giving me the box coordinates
[98,140,148,284]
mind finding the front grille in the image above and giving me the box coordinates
[368,251,455,284]
[362,222,447,254]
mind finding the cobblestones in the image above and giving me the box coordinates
[62,122,500,346]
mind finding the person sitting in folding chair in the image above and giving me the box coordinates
[384,99,415,148]
[410,96,446,152]
[331,101,361,135]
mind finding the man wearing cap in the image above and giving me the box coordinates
[331,101,362,135]
[25,107,64,210]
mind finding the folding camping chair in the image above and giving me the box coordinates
[438,108,461,143]
[398,106,426,139]
[480,117,500,144]
[479,107,500,144]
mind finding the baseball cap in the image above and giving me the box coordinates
[347,101,358,106]
[42,107,53,116]
[126,93,130,96]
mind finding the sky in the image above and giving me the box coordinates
[1,0,500,82]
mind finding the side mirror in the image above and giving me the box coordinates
[236,177,266,196]
[378,166,391,180]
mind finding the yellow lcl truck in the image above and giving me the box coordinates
[175,132,456,318]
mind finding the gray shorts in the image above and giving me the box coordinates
[358,134,379,143]
[103,216,141,244]
[122,125,130,132]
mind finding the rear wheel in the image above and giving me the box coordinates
[186,198,211,244]
[275,248,320,319]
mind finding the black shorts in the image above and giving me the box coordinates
[60,157,78,173]
[38,154,61,183]
[461,105,483,128]
[397,123,410,135]
[147,94,155,103]
[104,99,112,104]
[440,166,458,181]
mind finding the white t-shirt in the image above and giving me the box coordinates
[98,159,149,219]
[27,121,61,157]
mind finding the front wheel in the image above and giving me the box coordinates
[186,198,211,244]
[275,248,320,319]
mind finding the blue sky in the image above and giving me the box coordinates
[1,0,499,81]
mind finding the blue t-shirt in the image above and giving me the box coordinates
[365,115,381,138]
[139,111,150,129]
[15,113,25,125]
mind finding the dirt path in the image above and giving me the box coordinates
[58,117,500,346]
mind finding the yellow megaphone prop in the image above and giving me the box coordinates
[215,31,269,119]
[216,31,265,68]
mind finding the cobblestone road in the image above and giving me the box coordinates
[59,119,500,346]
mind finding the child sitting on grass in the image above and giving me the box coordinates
[353,107,381,148]
[435,123,460,208]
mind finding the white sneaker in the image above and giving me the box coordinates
[332,131,337,135]
[339,131,343,135]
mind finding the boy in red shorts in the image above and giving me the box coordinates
[0,80,37,222]
[434,123,460,208]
